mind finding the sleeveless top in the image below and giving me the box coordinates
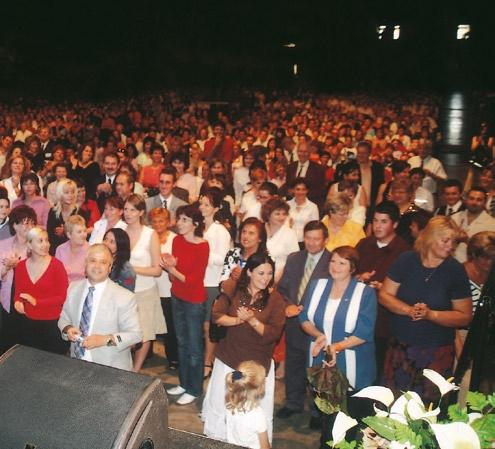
[130,226,155,292]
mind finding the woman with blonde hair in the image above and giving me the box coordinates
[13,227,69,354]
[47,179,89,254]
[125,194,165,372]
[54,215,89,283]
[379,216,472,403]
[321,192,365,251]
[225,360,270,449]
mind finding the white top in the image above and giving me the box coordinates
[156,232,176,297]
[349,205,366,227]
[2,177,22,204]
[130,226,156,292]
[233,166,250,206]
[89,218,127,244]
[452,210,495,262]
[177,172,201,202]
[226,406,267,449]
[78,279,109,362]
[239,189,258,214]
[266,223,299,279]
[244,201,262,220]
[414,186,434,212]
[288,197,319,242]
[204,222,232,287]
[408,155,447,194]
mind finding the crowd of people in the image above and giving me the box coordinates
[1,91,494,449]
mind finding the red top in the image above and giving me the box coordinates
[203,137,234,163]
[81,199,101,228]
[141,164,165,188]
[14,257,69,320]
[171,235,209,303]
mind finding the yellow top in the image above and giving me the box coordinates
[321,216,366,251]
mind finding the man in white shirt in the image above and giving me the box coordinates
[408,141,446,194]
[58,244,142,371]
[452,187,495,262]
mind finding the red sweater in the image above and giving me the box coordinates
[14,257,69,320]
[171,235,209,303]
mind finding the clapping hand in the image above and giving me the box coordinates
[230,265,242,281]
[237,306,254,322]
[160,253,177,270]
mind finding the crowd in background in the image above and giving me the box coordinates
[1,91,495,449]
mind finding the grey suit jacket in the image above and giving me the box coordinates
[145,194,187,222]
[278,249,331,306]
[58,279,142,371]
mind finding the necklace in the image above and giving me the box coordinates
[424,266,439,282]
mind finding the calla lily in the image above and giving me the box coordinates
[422,369,459,396]
[352,386,395,407]
[406,398,440,423]
[430,422,480,449]
[373,403,390,417]
[332,411,358,446]
[390,391,423,417]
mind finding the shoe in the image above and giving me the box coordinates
[203,363,213,380]
[276,406,302,419]
[309,415,322,430]
[167,385,186,395]
[168,361,178,370]
[176,393,197,405]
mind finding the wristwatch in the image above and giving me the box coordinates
[106,336,117,347]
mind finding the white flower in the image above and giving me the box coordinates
[331,411,358,446]
[430,422,480,449]
[352,386,395,407]
[390,391,422,417]
[422,369,459,396]
[373,403,389,417]
[406,399,440,423]
[390,441,415,449]
[467,412,482,424]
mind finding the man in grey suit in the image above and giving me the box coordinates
[58,244,142,371]
[276,221,331,426]
[145,167,187,225]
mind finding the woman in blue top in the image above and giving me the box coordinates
[379,216,472,403]
[299,246,377,448]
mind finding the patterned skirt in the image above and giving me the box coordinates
[382,338,454,404]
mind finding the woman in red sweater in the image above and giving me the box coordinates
[160,204,209,406]
[13,227,69,354]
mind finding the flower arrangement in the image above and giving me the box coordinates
[329,369,494,449]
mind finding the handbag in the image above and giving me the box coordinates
[208,292,231,342]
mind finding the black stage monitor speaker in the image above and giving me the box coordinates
[0,345,168,449]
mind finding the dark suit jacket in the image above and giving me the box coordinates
[286,161,326,208]
[94,174,117,212]
[278,248,331,350]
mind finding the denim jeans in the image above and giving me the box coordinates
[171,295,206,397]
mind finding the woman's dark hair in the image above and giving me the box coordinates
[20,173,41,197]
[260,197,289,223]
[9,205,37,234]
[104,228,131,279]
[176,204,205,237]
[236,252,275,311]
[201,187,223,209]
[170,151,190,170]
[290,177,310,190]
[390,160,410,175]
[238,217,267,253]
[341,160,360,176]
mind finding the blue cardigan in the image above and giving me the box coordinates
[299,277,377,390]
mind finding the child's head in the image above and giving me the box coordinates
[225,361,266,414]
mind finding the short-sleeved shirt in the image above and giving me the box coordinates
[226,406,267,449]
[387,251,471,346]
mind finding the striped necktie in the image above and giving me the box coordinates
[75,286,95,359]
[297,256,314,304]
[489,196,495,217]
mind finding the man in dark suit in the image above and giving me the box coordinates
[93,152,119,211]
[38,126,57,159]
[434,179,466,216]
[286,144,326,210]
[276,220,331,425]
[356,141,384,220]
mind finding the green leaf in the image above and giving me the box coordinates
[488,393,495,409]
[315,396,340,415]
[407,420,437,449]
[467,391,489,412]
[470,415,495,449]
[362,416,397,441]
[394,422,423,448]
[335,441,357,449]
[447,404,469,423]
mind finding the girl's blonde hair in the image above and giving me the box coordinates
[225,360,266,414]
[414,215,461,261]
[54,178,78,218]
